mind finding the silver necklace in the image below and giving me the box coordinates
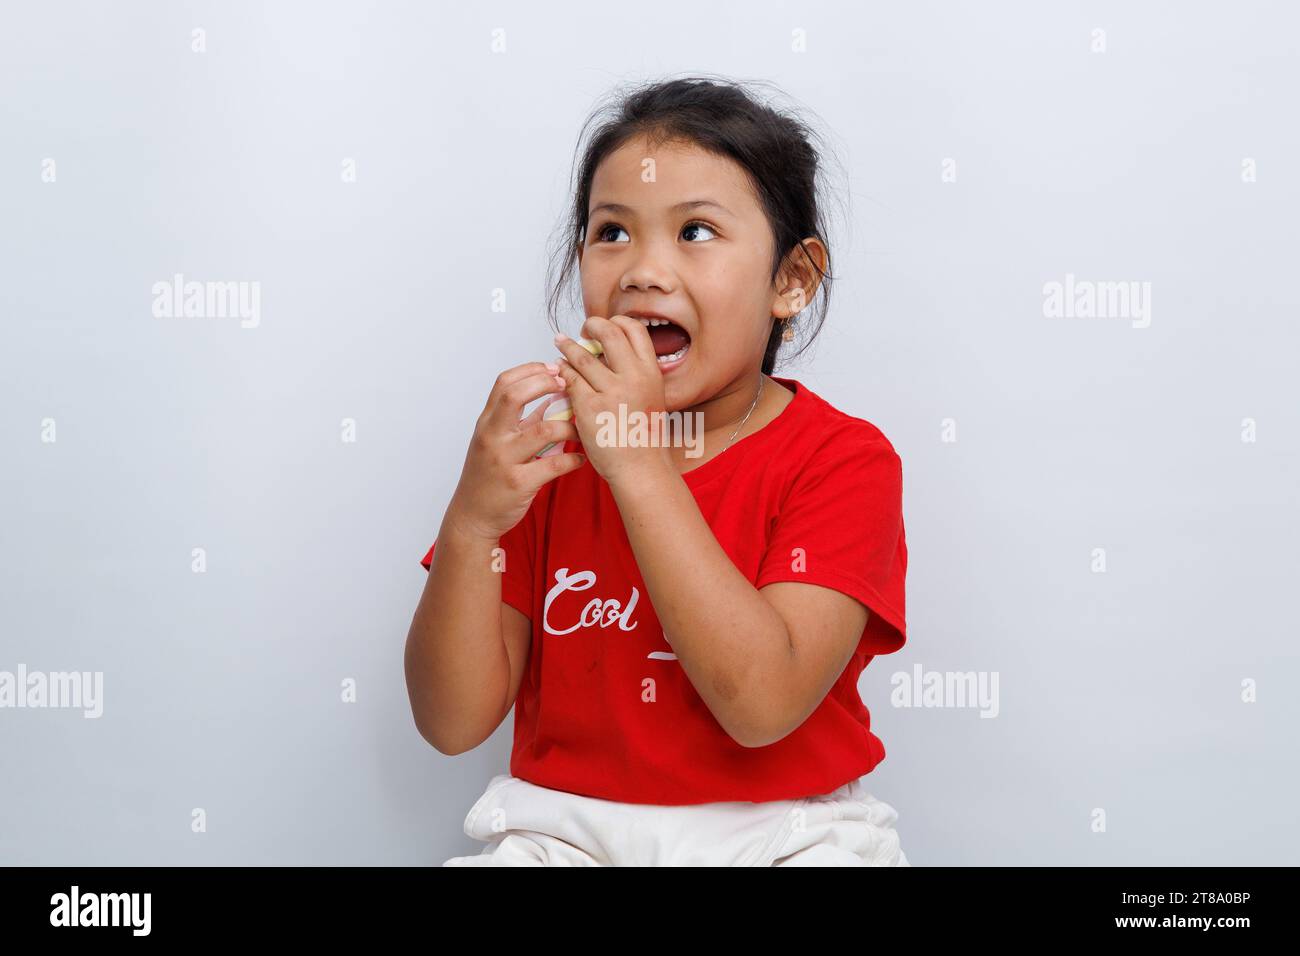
[723,375,764,451]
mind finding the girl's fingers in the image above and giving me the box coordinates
[519,449,587,486]
[554,333,613,391]
[488,361,558,399]
[518,392,565,431]
[581,315,636,374]
[608,314,658,367]
[518,416,580,460]
[485,368,567,427]
[555,355,596,407]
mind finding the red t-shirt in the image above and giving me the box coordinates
[419,376,907,805]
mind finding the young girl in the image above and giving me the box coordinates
[405,76,910,866]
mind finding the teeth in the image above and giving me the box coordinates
[656,343,689,365]
[636,317,671,326]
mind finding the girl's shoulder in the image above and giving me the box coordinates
[776,377,902,467]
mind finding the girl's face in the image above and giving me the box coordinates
[576,135,802,412]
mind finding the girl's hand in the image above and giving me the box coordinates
[444,362,585,540]
[554,315,672,486]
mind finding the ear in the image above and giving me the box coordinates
[769,237,827,319]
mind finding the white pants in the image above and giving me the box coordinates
[443,772,912,867]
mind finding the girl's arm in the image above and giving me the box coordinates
[404,362,583,753]
[608,462,868,749]
[554,320,868,749]
[405,514,525,754]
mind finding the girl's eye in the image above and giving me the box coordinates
[592,221,719,243]
[682,221,717,242]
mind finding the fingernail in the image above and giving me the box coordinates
[544,362,559,374]
[554,332,570,343]
[554,375,566,388]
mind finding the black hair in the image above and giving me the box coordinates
[545,74,846,375]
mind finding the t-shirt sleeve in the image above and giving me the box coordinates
[418,502,539,622]
[754,436,907,655]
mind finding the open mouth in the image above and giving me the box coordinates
[631,316,691,368]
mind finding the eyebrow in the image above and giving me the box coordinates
[587,199,734,221]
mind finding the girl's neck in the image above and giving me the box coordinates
[665,373,794,475]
